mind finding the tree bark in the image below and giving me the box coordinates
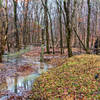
[13,0,20,50]
[0,2,3,62]
[64,0,72,57]
[48,10,55,54]
[0,34,2,62]
[86,0,91,51]
[58,0,63,54]
[23,1,29,48]
[44,0,49,53]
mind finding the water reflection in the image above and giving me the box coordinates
[0,59,52,99]
[6,73,39,94]
[0,55,53,99]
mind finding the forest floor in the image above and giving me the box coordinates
[0,62,37,99]
[24,47,86,65]
[32,54,100,100]
[0,47,94,99]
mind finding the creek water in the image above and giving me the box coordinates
[0,54,53,100]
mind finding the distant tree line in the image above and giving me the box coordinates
[0,0,100,62]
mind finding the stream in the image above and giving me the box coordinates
[0,51,53,100]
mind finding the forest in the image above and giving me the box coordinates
[0,0,100,99]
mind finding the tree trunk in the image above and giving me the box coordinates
[44,0,50,54]
[0,35,2,62]
[86,0,91,51]
[23,1,29,48]
[42,29,45,45]
[0,2,2,62]
[64,0,72,57]
[48,10,55,54]
[59,0,63,54]
[5,0,9,53]
[13,0,20,50]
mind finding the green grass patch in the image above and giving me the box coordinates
[3,47,30,58]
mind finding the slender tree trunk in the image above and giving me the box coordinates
[73,27,89,53]
[44,0,50,53]
[0,53,2,62]
[95,2,98,35]
[48,10,55,54]
[56,0,63,54]
[59,1,63,54]
[23,1,28,47]
[86,0,91,51]
[73,0,77,48]
[0,34,2,62]
[5,0,9,53]
[0,30,4,63]
[0,1,3,62]
[64,0,72,57]
[42,29,45,45]
[13,0,20,50]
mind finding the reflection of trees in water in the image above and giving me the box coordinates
[0,80,7,91]
[24,81,27,90]
[14,75,18,93]
[30,80,33,88]
[6,75,18,93]
[15,56,20,66]
[38,62,45,74]
[40,62,44,69]
[23,80,33,91]
[2,57,52,96]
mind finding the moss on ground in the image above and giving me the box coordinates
[3,47,30,58]
[32,54,100,100]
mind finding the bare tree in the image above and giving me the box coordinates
[13,0,20,50]
[86,0,91,51]
[56,0,63,54]
[41,0,50,53]
[64,0,73,57]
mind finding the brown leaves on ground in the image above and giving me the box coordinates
[0,63,6,71]
[0,64,5,67]
[47,57,66,67]
[32,54,100,100]
[17,65,35,76]
[6,90,33,100]
[23,47,87,68]
[23,47,41,57]
[0,64,6,85]
[23,47,86,60]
